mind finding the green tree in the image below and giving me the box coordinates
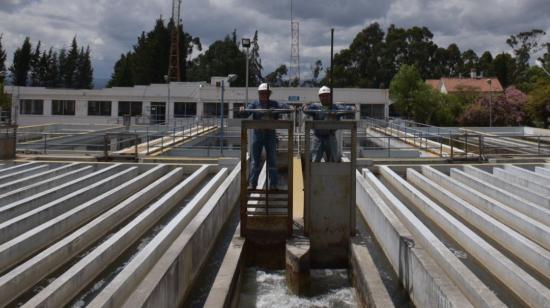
[506,29,546,75]
[446,43,463,77]
[265,64,288,86]
[538,42,550,72]
[63,37,79,88]
[0,34,6,83]
[56,48,67,87]
[45,48,59,88]
[108,53,134,87]
[310,59,323,86]
[461,49,479,76]
[249,30,263,86]
[526,80,550,128]
[493,53,516,88]
[109,17,201,86]
[29,41,43,86]
[478,51,494,77]
[187,33,247,86]
[9,37,32,86]
[389,64,433,121]
[75,46,93,89]
[0,82,10,110]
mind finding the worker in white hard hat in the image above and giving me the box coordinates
[239,83,290,190]
[303,86,355,162]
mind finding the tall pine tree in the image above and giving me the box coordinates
[0,34,6,83]
[108,17,201,87]
[9,37,33,86]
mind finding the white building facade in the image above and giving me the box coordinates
[5,77,392,126]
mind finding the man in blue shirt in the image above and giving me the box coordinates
[240,83,290,190]
[303,86,355,162]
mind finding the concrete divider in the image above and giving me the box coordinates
[463,166,550,210]
[350,238,396,308]
[0,164,122,222]
[357,169,488,307]
[493,168,550,197]
[358,171,471,307]
[402,169,550,307]
[21,165,209,308]
[92,168,228,307]
[122,163,241,308]
[0,165,178,306]
[0,167,142,272]
[0,163,82,194]
[503,165,550,187]
[0,166,94,206]
[0,165,50,185]
[369,169,504,307]
[203,225,244,308]
[451,169,550,226]
[422,166,550,250]
[408,169,550,279]
[0,167,138,244]
[535,166,550,177]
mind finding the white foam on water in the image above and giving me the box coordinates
[240,268,357,308]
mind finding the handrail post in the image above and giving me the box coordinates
[43,133,47,154]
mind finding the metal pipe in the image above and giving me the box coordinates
[330,28,334,108]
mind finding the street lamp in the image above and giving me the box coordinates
[486,79,493,127]
[220,74,238,155]
[242,38,251,107]
[164,75,170,126]
[535,60,550,77]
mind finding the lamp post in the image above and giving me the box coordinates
[242,38,251,107]
[536,60,550,77]
[164,75,170,126]
[220,74,238,156]
[489,80,493,127]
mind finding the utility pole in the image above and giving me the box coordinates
[168,0,182,82]
[290,0,300,85]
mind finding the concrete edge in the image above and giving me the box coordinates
[350,238,395,308]
[203,225,245,308]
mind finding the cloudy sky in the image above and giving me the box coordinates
[1,0,549,83]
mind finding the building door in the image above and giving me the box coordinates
[151,102,166,124]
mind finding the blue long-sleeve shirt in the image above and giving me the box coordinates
[241,100,290,120]
[303,103,354,137]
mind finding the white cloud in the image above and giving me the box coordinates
[0,0,548,81]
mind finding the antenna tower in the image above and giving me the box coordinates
[168,0,182,81]
[290,0,300,84]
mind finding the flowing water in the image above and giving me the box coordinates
[239,268,357,308]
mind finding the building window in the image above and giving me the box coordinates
[360,104,385,119]
[174,102,197,118]
[118,101,142,116]
[88,101,112,116]
[52,100,76,115]
[20,99,44,115]
[203,102,228,117]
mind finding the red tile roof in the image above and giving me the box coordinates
[426,79,441,91]
[440,78,504,93]
[426,78,504,93]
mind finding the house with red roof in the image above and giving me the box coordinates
[426,70,504,95]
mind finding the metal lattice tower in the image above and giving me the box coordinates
[168,0,182,82]
[290,0,300,84]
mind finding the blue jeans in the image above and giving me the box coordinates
[249,130,278,188]
[311,133,340,162]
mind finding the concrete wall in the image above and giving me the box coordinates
[5,84,391,126]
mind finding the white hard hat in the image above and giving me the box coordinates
[258,83,271,92]
[318,86,331,95]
